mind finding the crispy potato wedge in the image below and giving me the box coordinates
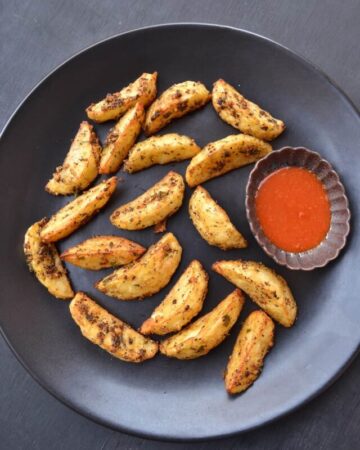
[24,219,74,299]
[212,260,297,327]
[61,236,146,270]
[140,260,208,335]
[124,133,201,173]
[189,186,247,250]
[225,310,274,394]
[41,177,117,243]
[96,232,182,300]
[144,81,211,135]
[110,171,184,230]
[70,292,158,362]
[86,72,157,123]
[46,121,101,195]
[185,134,272,187]
[160,289,244,359]
[99,103,145,174]
[212,79,285,141]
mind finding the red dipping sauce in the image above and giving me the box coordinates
[255,167,331,252]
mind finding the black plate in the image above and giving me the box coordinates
[0,24,359,441]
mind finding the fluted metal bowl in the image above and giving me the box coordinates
[246,147,351,270]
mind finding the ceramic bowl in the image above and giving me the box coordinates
[246,147,351,270]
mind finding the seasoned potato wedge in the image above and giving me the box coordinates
[212,260,297,327]
[160,289,244,359]
[140,260,208,335]
[24,219,74,299]
[185,134,272,187]
[212,79,285,141]
[41,177,117,243]
[225,310,275,394]
[99,103,145,174]
[61,236,146,270]
[110,171,184,230]
[86,72,157,123]
[70,292,158,362]
[124,133,201,173]
[189,186,247,250]
[46,121,101,195]
[96,232,182,300]
[144,81,211,135]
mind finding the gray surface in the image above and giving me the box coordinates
[1,0,359,449]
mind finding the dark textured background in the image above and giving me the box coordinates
[1,1,360,449]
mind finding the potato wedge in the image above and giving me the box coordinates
[189,186,247,250]
[144,81,211,135]
[24,219,74,299]
[46,121,101,195]
[41,177,117,243]
[212,79,285,141]
[185,134,272,187]
[225,310,275,394]
[212,260,297,327]
[160,289,244,359]
[140,260,208,335]
[99,103,145,174]
[86,72,157,123]
[70,292,158,362]
[61,236,146,270]
[110,171,184,230]
[124,133,200,173]
[96,232,182,300]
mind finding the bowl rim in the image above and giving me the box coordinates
[245,146,351,270]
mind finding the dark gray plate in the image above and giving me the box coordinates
[0,24,359,441]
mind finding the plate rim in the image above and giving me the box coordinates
[1,22,359,442]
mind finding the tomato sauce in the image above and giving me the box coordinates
[255,167,331,252]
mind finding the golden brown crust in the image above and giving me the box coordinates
[95,232,182,300]
[46,121,101,195]
[86,72,157,123]
[212,79,285,141]
[110,171,185,230]
[212,260,297,327]
[124,133,201,173]
[185,134,272,187]
[144,81,211,135]
[40,177,117,242]
[225,310,275,394]
[70,292,158,362]
[24,219,74,299]
[99,103,145,174]
[159,289,244,359]
[189,186,247,250]
[61,236,146,270]
[140,260,208,335]
[153,219,167,234]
